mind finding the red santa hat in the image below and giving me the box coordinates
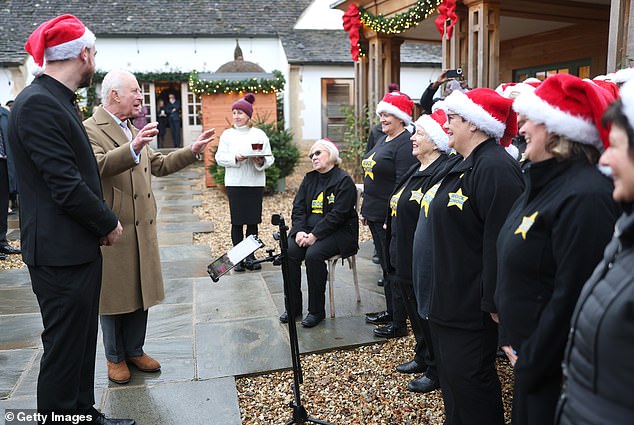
[25,14,95,67]
[586,78,620,99]
[513,73,616,149]
[437,88,517,147]
[376,91,414,126]
[495,78,541,99]
[414,109,450,153]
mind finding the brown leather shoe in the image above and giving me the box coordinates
[107,360,130,384]
[126,353,161,372]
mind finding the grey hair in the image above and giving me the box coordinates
[101,70,135,105]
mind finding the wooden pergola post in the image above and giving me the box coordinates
[462,0,500,88]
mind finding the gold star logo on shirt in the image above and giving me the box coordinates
[409,188,424,205]
[327,193,335,204]
[362,152,377,180]
[514,211,539,240]
[421,182,441,218]
[447,188,469,210]
[390,188,404,216]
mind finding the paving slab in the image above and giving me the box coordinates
[196,317,292,379]
[0,269,31,289]
[157,221,213,233]
[195,273,276,322]
[157,232,193,246]
[162,277,199,305]
[158,205,194,215]
[0,315,42,350]
[146,304,193,340]
[155,199,200,208]
[0,349,37,399]
[0,288,39,315]
[103,378,241,425]
[159,244,211,261]
[157,213,201,223]
[161,258,210,280]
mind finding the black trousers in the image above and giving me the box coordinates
[393,276,437,380]
[0,158,8,243]
[429,317,504,425]
[29,256,103,414]
[100,308,149,364]
[286,234,340,316]
[366,221,392,313]
[512,372,561,425]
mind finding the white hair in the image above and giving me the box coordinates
[101,70,136,105]
[311,139,342,165]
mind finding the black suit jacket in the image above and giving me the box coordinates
[7,75,117,266]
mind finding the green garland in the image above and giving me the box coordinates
[188,70,286,95]
[92,70,191,83]
[359,0,443,35]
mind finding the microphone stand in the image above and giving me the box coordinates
[246,214,333,425]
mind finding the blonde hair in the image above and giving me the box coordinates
[547,135,600,164]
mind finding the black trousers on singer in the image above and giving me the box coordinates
[393,275,437,380]
[286,234,340,316]
[429,316,504,425]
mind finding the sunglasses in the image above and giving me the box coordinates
[308,150,323,159]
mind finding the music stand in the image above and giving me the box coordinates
[209,214,333,424]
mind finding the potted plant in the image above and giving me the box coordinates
[252,116,300,193]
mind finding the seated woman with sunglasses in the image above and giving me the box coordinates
[280,139,359,328]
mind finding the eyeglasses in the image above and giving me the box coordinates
[446,113,461,123]
[308,150,323,159]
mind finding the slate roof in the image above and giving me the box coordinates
[281,30,441,66]
[0,0,312,65]
[0,0,440,67]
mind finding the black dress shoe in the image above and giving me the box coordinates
[279,311,302,323]
[89,408,135,425]
[0,244,20,255]
[365,311,392,324]
[0,252,6,260]
[396,359,427,374]
[407,375,440,393]
[233,261,245,272]
[377,278,384,287]
[301,313,325,328]
[373,323,408,338]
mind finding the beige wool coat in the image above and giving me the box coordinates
[84,106,198,314]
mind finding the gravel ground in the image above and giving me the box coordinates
[2,157,514,424]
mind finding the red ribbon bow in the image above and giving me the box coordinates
[435,0,458,40]
[342,4,361,61]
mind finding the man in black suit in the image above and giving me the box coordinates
[0,105,20,259]
[7,14,133,425]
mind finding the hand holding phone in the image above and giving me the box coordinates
[446,68,463,79]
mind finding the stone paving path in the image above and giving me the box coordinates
[0,164,386,424]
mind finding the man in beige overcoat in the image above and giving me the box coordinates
[84,69,215,384]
